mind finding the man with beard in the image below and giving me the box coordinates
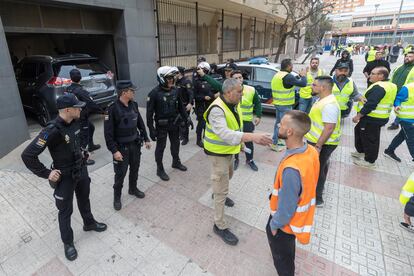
[298,58,325,114]
[332,63,364,118]
[363,51,391,88]
[305,76,341,207]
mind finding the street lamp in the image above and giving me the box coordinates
[391,0,404,46]
[367,4,380,46]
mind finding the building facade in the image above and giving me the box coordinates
[325,0,365,15]
[0,0,303,158]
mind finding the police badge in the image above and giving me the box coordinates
[65,134,70,144]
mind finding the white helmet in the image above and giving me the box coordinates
[157,66,179,86]
[197,62,211,73]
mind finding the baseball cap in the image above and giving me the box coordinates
[56,93,86,109]
[116,80,137,91]
[336,63,349,69]
[224,63,238,71]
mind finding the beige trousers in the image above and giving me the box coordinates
[208,155,234,230]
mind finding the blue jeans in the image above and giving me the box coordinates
[387,120,414,159]
[272,105,293,144]
[298,98,313,114]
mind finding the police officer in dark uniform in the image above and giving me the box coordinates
[21,94,107,261]
[104,80,151,211]
[176,66,194,145]
[193,62,215,148]
[147,66,192,181]
[66,69,105,165]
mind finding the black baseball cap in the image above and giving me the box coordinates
[56,93,86,109]
[336,62,349,69]
[116,80,137,91]
[224,63,237,71]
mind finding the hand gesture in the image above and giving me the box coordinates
[299,68,306,77]
[205,96,211,101]
[252,133,272,146]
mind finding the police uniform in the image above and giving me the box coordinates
[21,94,106,261]
[146,83,189,181]
[104,81,149,209]
[193,74,215,146]
[176,72,194,144]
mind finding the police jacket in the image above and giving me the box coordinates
[193,76,215,115]
[146,85,188,130]
[21,116,84,179]
[104,99,149,154]
[176,77,194,106]
[66,83,105,116]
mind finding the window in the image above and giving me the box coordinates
[255,67,276,83]
[238,66,252,80]
[20,63,37,79]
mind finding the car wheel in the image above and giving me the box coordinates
[35,99,52,127]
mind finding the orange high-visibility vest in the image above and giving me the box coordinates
[269,144,320,244]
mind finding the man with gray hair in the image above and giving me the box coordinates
[203,78,272,245]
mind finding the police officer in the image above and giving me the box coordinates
[147,66,192,181]
[194,62,216,148]
[21,94,107,261]
[104,80,151,211]
[176,66,194,145]
[67,69,105,165]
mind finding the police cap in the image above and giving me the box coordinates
[56,93,86,109]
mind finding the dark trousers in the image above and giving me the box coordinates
[354,120,382,163]
[155,125,180,169]
[387,120,414,159]
[309,142,337,200]
[54,165,95,244]
[266,216,296,276]
[113,141,141,197]
[235,121,255,161]
[88,121,95,147]
[179,111,191,141]
[196,113,205,142]
[80,118,96,149]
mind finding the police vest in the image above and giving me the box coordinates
[269,144,320,245]
[391,65,414,85]
[299,69,324,99]
[240,85,255,122]
[367,49,377,62]
[400,173,414,205]
[356,81,397,119]
[114,101,139,144]
[305,94,341,145]
[271,71,295,106]
[397,83,414,120]
[332,78,354,111]
[203,97,243,155]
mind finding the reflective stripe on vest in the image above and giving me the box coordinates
[400,172,414,205]
[299,69,324,99]
[356,81,397,119]
[305,94,341,145]
[269,145,320,245]
[332,78,354,111]
[271,71,295,106]
[240,85,255,122]
[203,97,243,154]
[391,65,414,85]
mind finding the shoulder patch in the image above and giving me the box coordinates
[104,115,109,120]
[35,137,47,148]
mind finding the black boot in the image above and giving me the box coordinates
[172,161,187,171]
[196,139,204,148]
[113,194,122,211]
[83,222,107,232]
[157,166,170,181]
[213,225,239,246]
[181,138,189,145]
[64,243,78,261]
[129,188,145,198]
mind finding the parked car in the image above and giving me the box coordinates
[15,54,116,126]
[217,59,300,112]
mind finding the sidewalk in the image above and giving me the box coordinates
[1,54,413,275]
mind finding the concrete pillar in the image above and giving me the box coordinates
[0,17,29,158]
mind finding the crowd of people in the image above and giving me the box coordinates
[18,45,414,275]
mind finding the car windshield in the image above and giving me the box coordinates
[54,60,108,78]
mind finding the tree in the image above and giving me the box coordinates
[268,0,333,62]
[305,7,332,46]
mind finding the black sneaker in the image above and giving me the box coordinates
[383,149,401,162]
[211,194,235,207]
[157,169,170,181]
[88,144,101,152]
[387,124,399,130]
[316,198,324,208]
[83,222,107,232]
[247,160,258,171]
[172,163,187,171]
[213,225,239,246]
[129,189,145,198]
[86,159,95,166]
[400,222,414,233]
[113,197,122,211]
[64,243,78,261]
[234,158,239,171]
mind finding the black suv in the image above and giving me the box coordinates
[15,54,117,126]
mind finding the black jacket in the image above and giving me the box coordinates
[66,83,105,115]
[330,59,354,76]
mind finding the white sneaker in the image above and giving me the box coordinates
[351,151,364,159]
[353,158,375,168]
[400,222,414,233]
